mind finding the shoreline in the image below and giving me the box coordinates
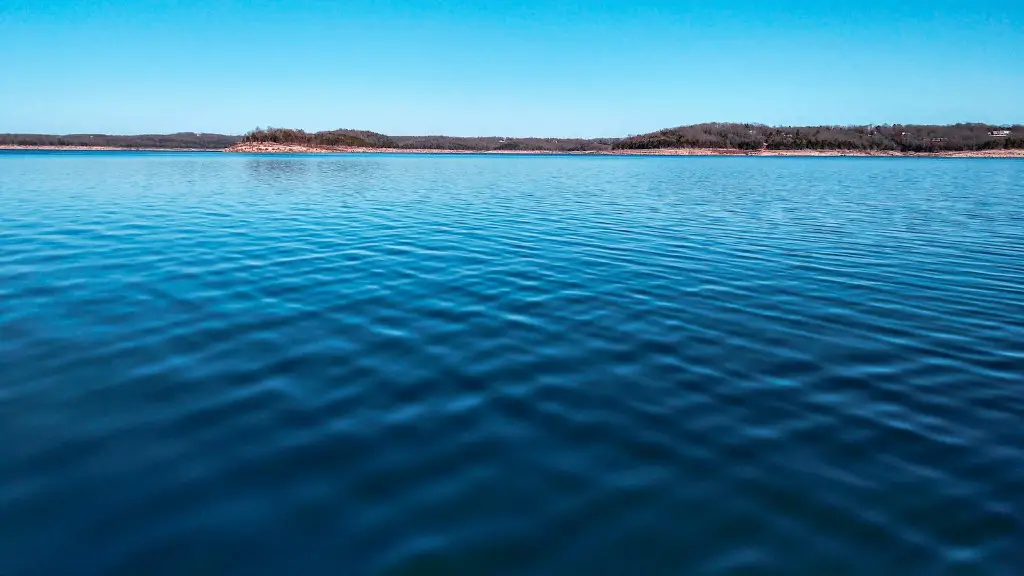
[224,143,1024,158]
[4,143,1023,158]
[0,145,221,152]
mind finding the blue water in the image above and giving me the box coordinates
[1,151,1022,574]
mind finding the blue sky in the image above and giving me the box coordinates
[1,0,1021,136]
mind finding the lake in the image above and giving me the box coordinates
[1,151,1022,574]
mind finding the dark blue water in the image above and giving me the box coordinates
[1,151,1022,574]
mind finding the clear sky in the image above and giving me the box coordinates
[1,0,1021,136]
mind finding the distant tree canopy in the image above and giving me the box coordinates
[0,132,239,148]
[241,129,617,152]
[388,135,618,152]
[241,127,397,148]
[244,123,1024,152]
[4,123,1021,152]
[612,123,1024,152]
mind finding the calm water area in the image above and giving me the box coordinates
[1,151,1022,574]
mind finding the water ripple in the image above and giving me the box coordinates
[1,152,1022,574]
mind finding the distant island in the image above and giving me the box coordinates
[3,123,1022,157]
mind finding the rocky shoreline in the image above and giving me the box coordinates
[4,143,1022,157]
[223,142,1024,158]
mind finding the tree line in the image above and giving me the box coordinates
[0,132,239,148]
[389,135,617,151]
[241,128,617,152]
[612,123,1024,152]
[4,123,1020,152]
[244,123,1023,152]
[240,127,397,148]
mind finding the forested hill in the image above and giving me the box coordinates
[3,123,1021,152]
[0,132,240,149]
[613,123,1024,152]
